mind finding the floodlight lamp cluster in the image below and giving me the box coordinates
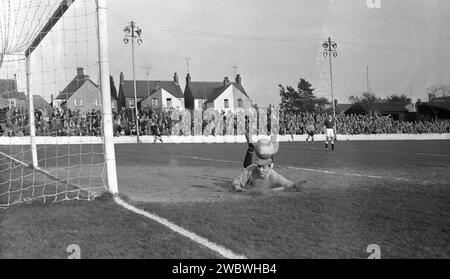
[123,23,143,45]
[322,40,338,58]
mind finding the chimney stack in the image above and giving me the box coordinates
[120,72,125,84]
[406,98,412,105]
[235,74,242,85]
[77,67,84,77]
[223,76,230,86]
[174,72,179,84]
[186,73,191,84]
[155,81,161,90]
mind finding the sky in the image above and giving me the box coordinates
[1,0,449,107]
[105,0,450,106]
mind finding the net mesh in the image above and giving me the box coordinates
[0,0,108,208]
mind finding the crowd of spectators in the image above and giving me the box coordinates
[112,107,175,136]
[279,112,450,135]
[0,107,102,136]
[1,106,450,137]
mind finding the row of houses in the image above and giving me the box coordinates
[0,78,52,111]
[50,68,254,113]
[117,71,254,112]
[1,68,450,120]
[0,68,254,114]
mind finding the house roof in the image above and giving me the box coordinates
[423,101,450,111]
[0,79,17,95]
[55,70,97,100]
[335,104,352,114]
[121,80,184,99]
[187,81,249,103]
[188,81,223,100]
[374,103,408,113]
[345,102,409,114]
[405,103,416,112]
[1,91,26,100]
[28,95,51,110]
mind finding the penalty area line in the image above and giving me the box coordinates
[0,150,28,166]
[0,151,246,258]
[114,197,247,259]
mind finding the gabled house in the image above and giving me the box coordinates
[27,95,52,113]
[117,72,184,111]
[334,100,352,114]
[53,68,115,113]
[183,73,253,112]
[417,99,450,119]
[0,79,26,108]
[1,79,52,112]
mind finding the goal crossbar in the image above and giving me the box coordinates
[25,0,75,57]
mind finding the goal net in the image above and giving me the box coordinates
[0,0,117,208]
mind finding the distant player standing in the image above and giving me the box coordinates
[323,114,335,151]
[151,119,163,144]
[305,122,315,145]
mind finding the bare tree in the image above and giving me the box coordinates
[426,83,450,100]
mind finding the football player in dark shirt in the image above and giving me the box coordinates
[305,122,316,145]
[151,119,163,143]
[323,115,335,151]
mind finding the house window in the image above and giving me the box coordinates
[152,98,158,107]
[74,98,83,107]
[166,98,172,108]
[8,99,16,107]
[129,99,135,108]
[95,99,101,107]
[237,99,243,108]
[224,99,229,108]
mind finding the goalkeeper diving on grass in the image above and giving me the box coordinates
[232,133,305,192]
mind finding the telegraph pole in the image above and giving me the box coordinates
[142,65,153,99]
[232,65,239,77]
[366,65,370,94]
[123,21,143,143]
[185,57,191,74]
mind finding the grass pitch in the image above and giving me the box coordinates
[1,140,450,258]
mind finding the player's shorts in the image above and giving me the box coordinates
[326,128,335,138]
[307,131,314,137]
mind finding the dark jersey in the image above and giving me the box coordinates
[151,123,161,135]
[306,124,315,133]
[324,119,334,129]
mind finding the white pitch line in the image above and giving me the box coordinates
[0,150,246,259]
[279,145,450,158]
[114,197,247,259]
[186,156,449,185]
[0,150,29,166]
